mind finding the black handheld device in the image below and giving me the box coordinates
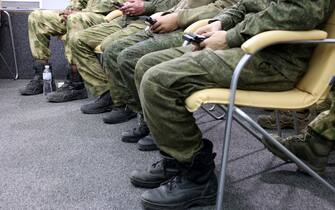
[144,16,157,25]
[182,33,207,44]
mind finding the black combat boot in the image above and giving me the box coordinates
[122,114,150,143]
[130,151,180,188]
[138,134,158,151]
[141,139,218,210]
[19,62,55,95]
[47,68,88,103]
[81,91,113,114]
[103,105,136,124]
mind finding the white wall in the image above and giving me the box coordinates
[40,0,69,9]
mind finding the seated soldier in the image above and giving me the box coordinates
[126,0,335,209]
[263,82,335,175]
[19,0,120,103]
[101,0,237,151]
[73,0,182,122]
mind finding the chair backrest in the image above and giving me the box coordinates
[297,10,335,97]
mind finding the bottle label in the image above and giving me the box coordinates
[43,72,52,80]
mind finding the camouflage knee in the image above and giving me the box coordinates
[103,41,126,72]
[28,10,39,25]
[135,53,162,90]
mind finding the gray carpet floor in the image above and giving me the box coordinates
[0,79,334,210]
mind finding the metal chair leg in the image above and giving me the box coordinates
[2,10,19,80]
[292,111,300,134]
[275,110,282,137]
[216,54,253,210]
[209,104,216,111]
[201,106,225,120]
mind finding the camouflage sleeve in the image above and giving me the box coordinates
[177,0,238,28]
[67,0,88,10]
[224,0,333,48]
[143,0,181,15]
[83,0,127,14]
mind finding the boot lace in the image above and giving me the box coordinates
[166,176,182,191]
[56,81,73,92]
[286,130,311,143]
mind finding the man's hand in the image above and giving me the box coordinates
[195,21,222,35]
[192,21,225,51]
[197,31,228,50]
[121,0,145,16]
[59,9,76,24]
[150,13,178,34]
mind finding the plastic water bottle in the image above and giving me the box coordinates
[43,65,53,95]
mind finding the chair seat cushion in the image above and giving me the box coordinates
[185,88,317,112]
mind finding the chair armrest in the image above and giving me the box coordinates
[184,19,211,34]
[242,30,328,54]
[104,10,123,22]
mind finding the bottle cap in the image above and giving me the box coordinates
[45,65,50,69]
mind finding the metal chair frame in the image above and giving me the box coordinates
[213,39,335,210]
[0,9,19,79]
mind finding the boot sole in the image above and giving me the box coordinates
[103,113,137,124]
[121,137,141,143]
[141,193,217,210]
[47,91,88,103]
[130,177,163,189]
[81,106,113,114]
[121,133,149,143]
[138,143,159,152]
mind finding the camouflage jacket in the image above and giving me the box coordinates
[82,0,125,14]
[67,0,89,10]
[213,0,335,48]
[177,0,238,28]
[143,0,181,15]
[214,0,335,83]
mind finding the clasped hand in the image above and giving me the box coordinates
[193,21,228,51]
[120,0,145,16]
[149,13,178,34]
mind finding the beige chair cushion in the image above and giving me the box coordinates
[185,88,322,112]
[242,30,327,55]
[184,19,211,34]
[104,10,123,22]
[59,34,66,41]
[94,45,102,54]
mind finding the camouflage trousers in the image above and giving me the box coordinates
[135,47,304,162]
[28,10,106,63]
[103,30,184,109]
[71,17,146,96]
[309,89,335,141]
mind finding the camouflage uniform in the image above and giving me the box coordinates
[134,0,335,162]
[309,88,335,141]
[28,0,118,63]
[104,0,237,110]
[72,0,181,96]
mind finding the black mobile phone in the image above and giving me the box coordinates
[144,16,157,25]
[182,33,207,44]
[112,2,123,8]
